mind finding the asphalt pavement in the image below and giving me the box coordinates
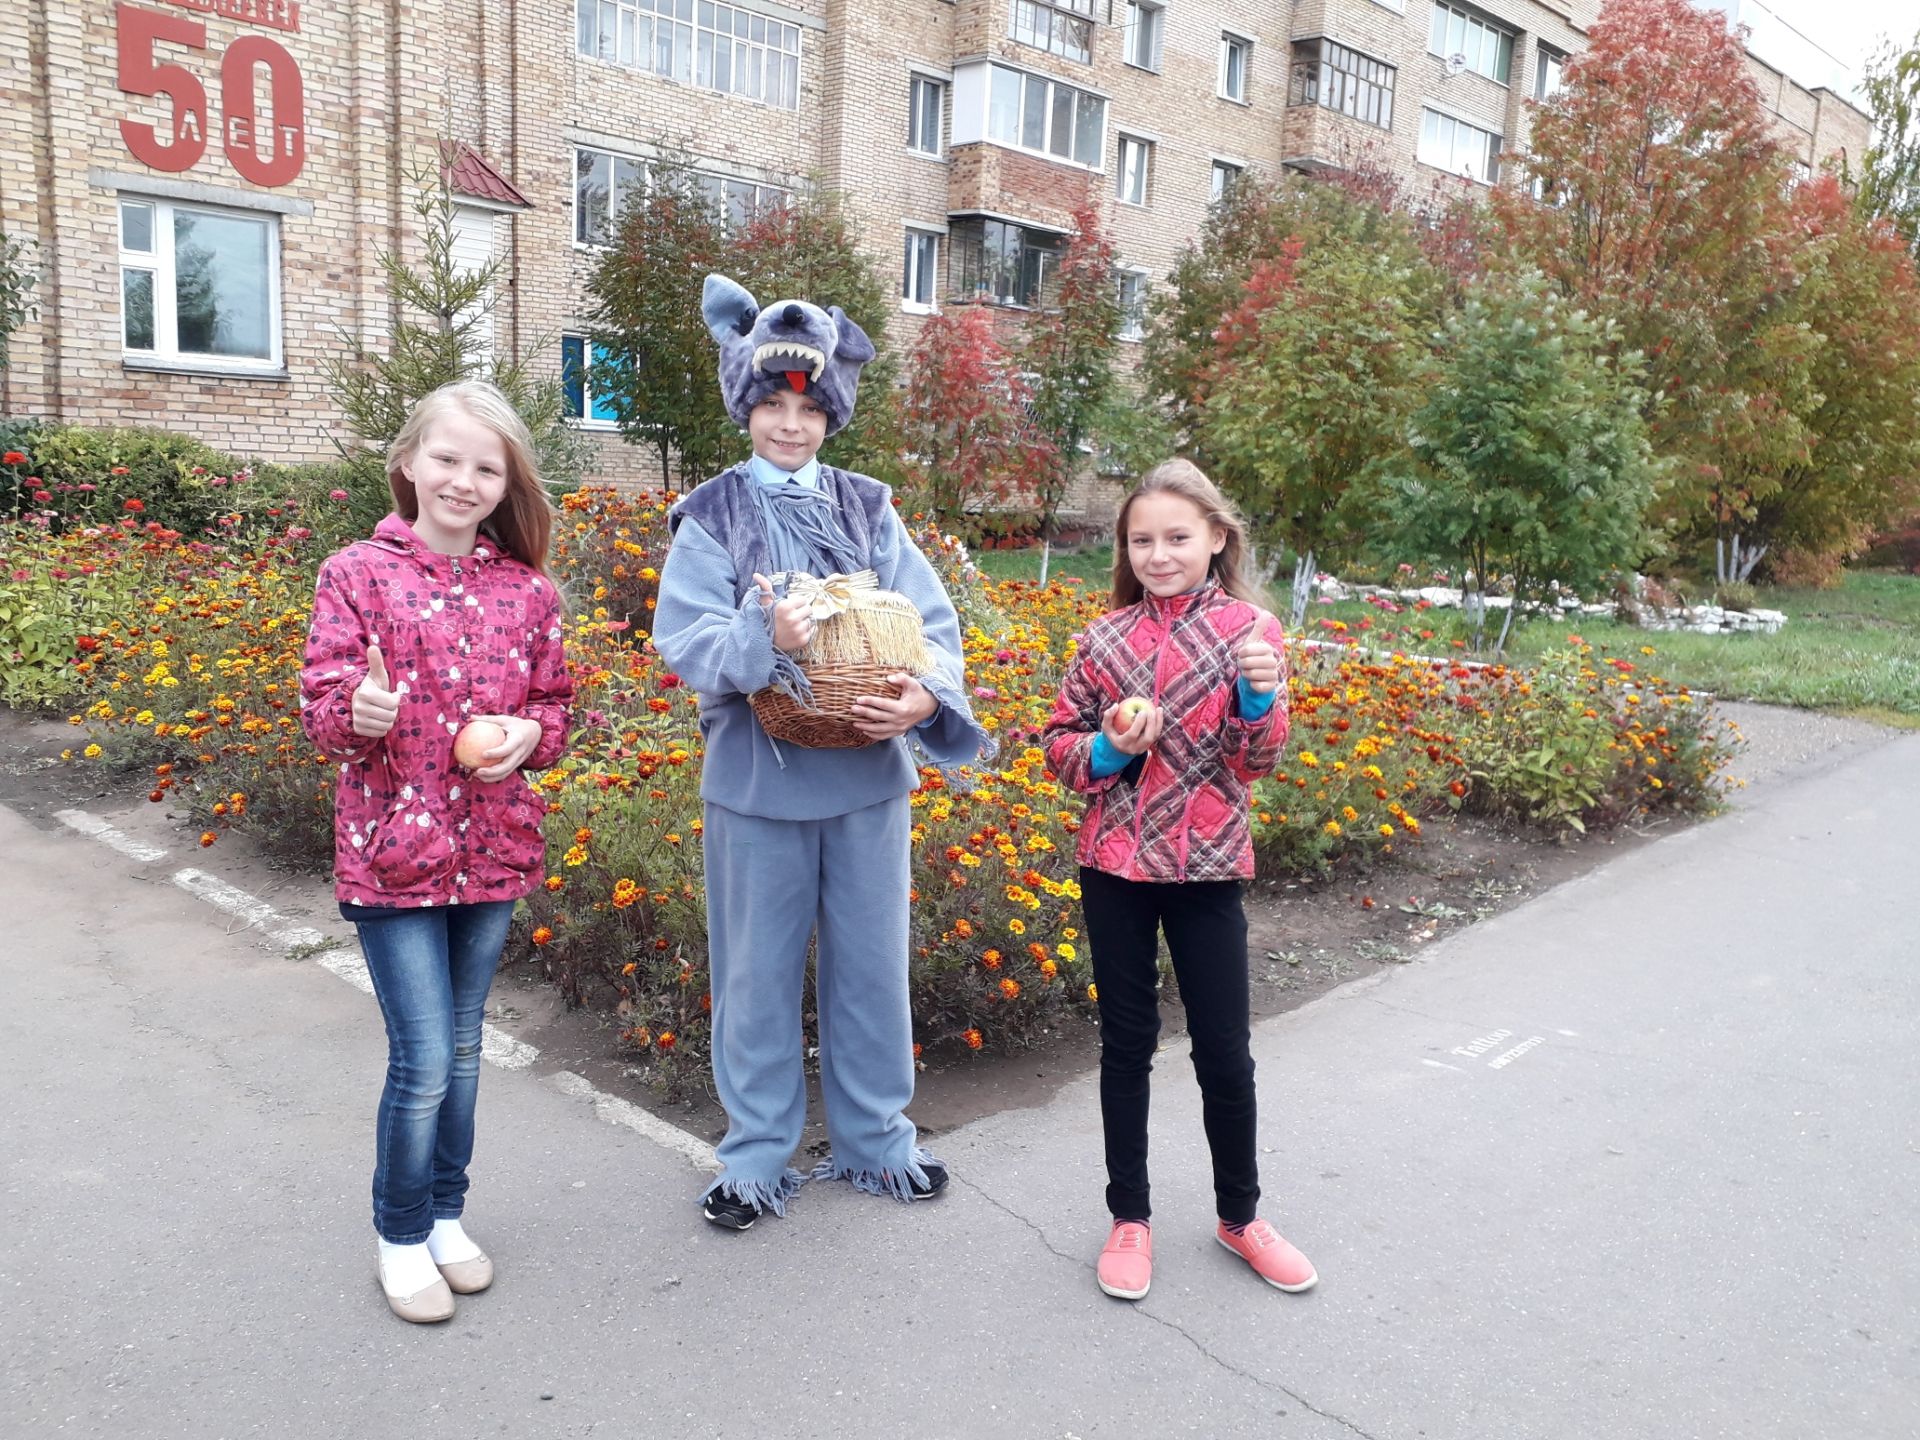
[3,725,1915,1439]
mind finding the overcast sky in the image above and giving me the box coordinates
[1720,0,1914,103]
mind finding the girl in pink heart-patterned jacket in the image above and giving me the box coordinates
[300,381,572,1325]
[1042,457,1317,1306]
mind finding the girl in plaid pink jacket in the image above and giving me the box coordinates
[1042,458,1318,1303]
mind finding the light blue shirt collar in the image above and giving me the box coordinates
[749,453,821,489]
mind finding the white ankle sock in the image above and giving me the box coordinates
[426,1217,482,1265]
[378,1239,441,1296]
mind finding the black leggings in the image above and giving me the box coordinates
[1081,866,1259,1226]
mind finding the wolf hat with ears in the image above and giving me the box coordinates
[702,273,877,438]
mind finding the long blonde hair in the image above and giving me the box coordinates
[387,380,554,573]
[1111,458,1263,609]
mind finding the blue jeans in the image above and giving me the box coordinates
[347,901,515,1244]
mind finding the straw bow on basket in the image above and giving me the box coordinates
[750,569,934,749]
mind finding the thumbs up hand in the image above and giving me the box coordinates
[352,640,401,739]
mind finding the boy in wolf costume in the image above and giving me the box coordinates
[654,274,993,1229]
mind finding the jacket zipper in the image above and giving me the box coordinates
[1127,597,1188,883]
[450,553,475,895]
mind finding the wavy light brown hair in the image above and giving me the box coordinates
[1110,457,1263,609]
[387,380,554,573]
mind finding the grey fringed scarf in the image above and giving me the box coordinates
[748,476,866,580]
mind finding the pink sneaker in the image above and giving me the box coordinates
[1216,1219,1318,1292]
[1097,1221,1153,1300]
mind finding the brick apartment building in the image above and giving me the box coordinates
[0,0,1872,488]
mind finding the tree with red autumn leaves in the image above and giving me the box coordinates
[1494,0,1801,568]
[899,307,1055,538]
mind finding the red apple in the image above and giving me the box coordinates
[1115,696,1152,726]
[453,719,508,770]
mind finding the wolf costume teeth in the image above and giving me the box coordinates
[702,273,877,436]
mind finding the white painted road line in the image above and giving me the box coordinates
[56,808,169,863]
[57,808,728,1158]
[170,867,325,950]
[548,1070,720,1172]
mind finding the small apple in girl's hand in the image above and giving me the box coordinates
[453,719,508,770]
[1115,696,1152,726]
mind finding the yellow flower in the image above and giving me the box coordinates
[1056,942,1076,961]
[1087,983,1099,1002]
[1008,918,1026,935]
[1323,819,1342,836]
[83,743,102,759]
[1378,824,1394,838]
[1298,751,1319,767]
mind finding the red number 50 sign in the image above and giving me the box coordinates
[116,2,306,187]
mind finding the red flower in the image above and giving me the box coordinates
[1,451,25,466]
[75,635,100,652]
[123,498,145,513]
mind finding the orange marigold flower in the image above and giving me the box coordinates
[656,1031,677,1051]
[953,917,973,938]
[544,875,565,892]
[981,948,1002,970]
[198,831,216,847]
[531,926,553,946]
[963,1027,983,1050]
[999,977,1021,1000]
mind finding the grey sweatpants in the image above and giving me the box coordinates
[701,794,933,1211]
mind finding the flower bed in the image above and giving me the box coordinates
[9,482,1741,1096]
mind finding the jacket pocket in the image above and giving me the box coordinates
[363,786,458,894]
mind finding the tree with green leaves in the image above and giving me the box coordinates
[1141,170,1444,463]
[0,229,41,372]
[1737,177,1920,579]
[1017,202,1120,583]
[1365,273,1659,653]
[584,153,733,489]
[587,159,902,491]
[325,153,584,533]
[1860,25,1920,258]
[1195,241,1430,624]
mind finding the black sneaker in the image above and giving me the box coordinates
[702,1190,760,1230]
[909,1160,949,1200]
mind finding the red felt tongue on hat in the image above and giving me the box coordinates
[784,371,809,393]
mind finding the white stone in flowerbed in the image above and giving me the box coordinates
[1310,575,1787,634]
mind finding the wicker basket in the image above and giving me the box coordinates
[750,573,934,749]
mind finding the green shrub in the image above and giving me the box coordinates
[1713,580,1758,612]
[3,423,248,534]
[1459,648,1618,833]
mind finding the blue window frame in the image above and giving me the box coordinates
[562,334,624,425]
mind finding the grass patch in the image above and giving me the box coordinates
[1305,570,1920,718]
[969,544,1113,586]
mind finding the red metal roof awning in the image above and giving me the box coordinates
[441,141,531,209]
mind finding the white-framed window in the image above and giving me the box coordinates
[1010,0,1095,64]
[1418,108,1501,183]
[1210,159,1243,202]
[577,0,801,109]
[1289,39,1395,130]
[118,196,279,370]
[562,333,623,427]
[1115,135,1152,205]
[1429,3,1513,86]
[574,147,648,246]
[1121,0,1164,71]
[695,171,789,229]
[1534,44,1566,102]
[1219,33,1252,102]
[903,228,940,311]
[986,64,1106,168]
[909,73,945,155]
[1116,268,1148,340]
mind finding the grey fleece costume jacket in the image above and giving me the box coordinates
[653,461,991,813]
